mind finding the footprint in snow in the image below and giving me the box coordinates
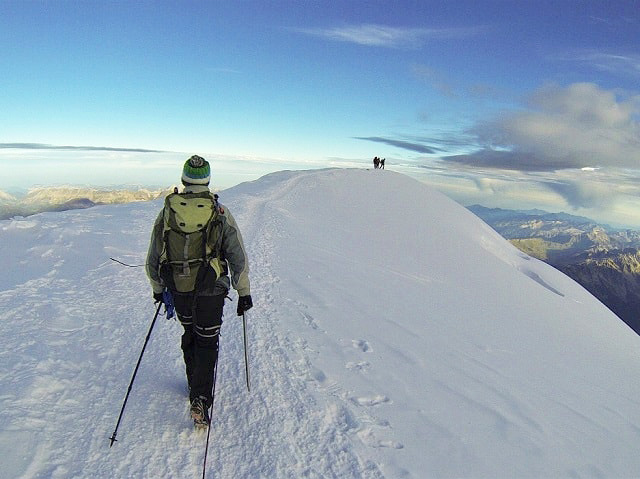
[352,394,390,407]
[357,427,404,450]
[345,361,370,371]
[301,311,319,330]
[352,339,371,352]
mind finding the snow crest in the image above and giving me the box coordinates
[1,168,639,478]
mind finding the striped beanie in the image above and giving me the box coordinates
[181,155,211,185]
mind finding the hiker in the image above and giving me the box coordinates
[380,158,385,169]
[145,155,253,428]
[373,156,380,169]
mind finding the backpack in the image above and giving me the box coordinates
[158,190,225,293]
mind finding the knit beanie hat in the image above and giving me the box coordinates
[181,155,211,185]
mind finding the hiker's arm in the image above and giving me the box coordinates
[145,211,165,294]
[220,209,251,297]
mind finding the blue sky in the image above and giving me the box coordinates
[1,1,640,226]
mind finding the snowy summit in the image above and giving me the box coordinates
[1,168,640,478]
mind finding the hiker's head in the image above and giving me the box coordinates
[182,155,211,186]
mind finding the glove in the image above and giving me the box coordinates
[153,292,164,303]
[237,295,253,316]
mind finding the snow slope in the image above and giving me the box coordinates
[1,168,640,479]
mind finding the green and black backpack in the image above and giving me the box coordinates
[158,190,226,293]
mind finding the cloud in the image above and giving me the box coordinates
[555,50,640,79]
[538,168,640,212]
[443,83,640,171]
[581,52,640,77]
[412,64,500,99]
[0,143,166,153]
[407,159,640,226]
[445,150,556,171]
[543,179,618,210]
[354,136,443,154]
[293,24,484,48]
[411,65,456,97]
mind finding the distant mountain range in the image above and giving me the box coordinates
[468,205,640,334]
[0,186,171,219]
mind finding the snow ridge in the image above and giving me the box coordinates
[1,168,640,478]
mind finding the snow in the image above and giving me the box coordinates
[1,168,640,478]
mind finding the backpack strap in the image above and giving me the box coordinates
[208,194,223,257]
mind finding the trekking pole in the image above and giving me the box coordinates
[242,312,251,392]
[109,301,163,447]
[201,360,219,479]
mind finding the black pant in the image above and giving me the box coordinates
[173,293,225,408]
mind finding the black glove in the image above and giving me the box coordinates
[153,292,164,303]
[237,295,253,316]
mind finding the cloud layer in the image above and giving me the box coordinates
[0,143,165,153]
[294,24,483,48]
[445,83,640,171]
[573,51,640,79]
[353,136,442,154]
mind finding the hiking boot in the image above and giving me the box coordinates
[190,396,210,429]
